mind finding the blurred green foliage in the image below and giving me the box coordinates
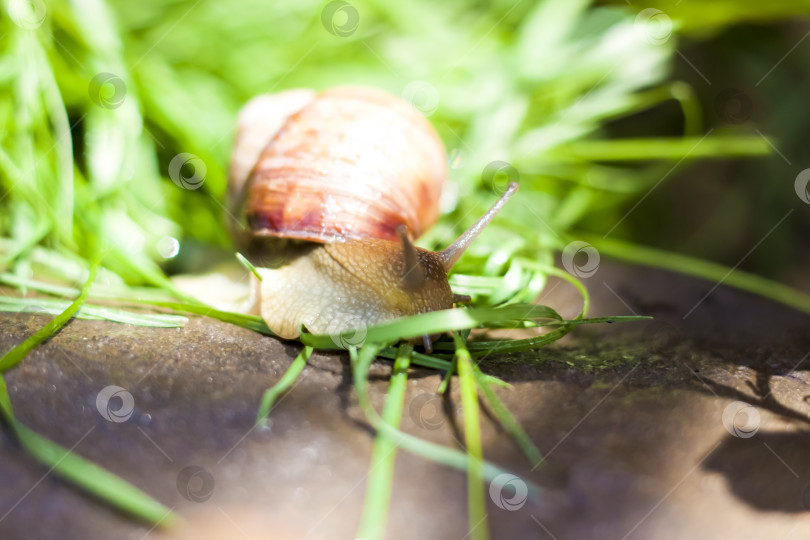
[1,0,783,307]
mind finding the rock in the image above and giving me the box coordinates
[0,260,809,539]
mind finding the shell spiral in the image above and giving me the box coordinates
[229,86,447,243]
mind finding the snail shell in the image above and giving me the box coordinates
[230,86,446,244]
[227,85,516,343]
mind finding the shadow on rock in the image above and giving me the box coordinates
[704,431,810,513]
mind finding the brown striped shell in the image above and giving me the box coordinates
[229,86,447,244]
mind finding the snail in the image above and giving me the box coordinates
[222,86,517,349]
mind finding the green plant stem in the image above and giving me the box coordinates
[350,345,545,499]
[454,333,488,540]
[256,346,312,425]
[356,344,412,540]
[0,264,174,526]
[562,135,771,161]
[578,233,810,316]
[437,356,456,395]
[0,265,98,371]
[472,365,543,466]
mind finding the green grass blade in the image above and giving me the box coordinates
[350,345,546,499]
[302,304,563,350]
[473,365,543,466]
[578,233,810,316]
[15,420,175,526]
[454,333,488,540]
[256,346,312,425]
[0,266,175,526]
[145,301,275,335]
[0,297,188,328]
[0,265,98,371]
[236,252,263,281]
[562,135,771,161]
[437,356,456,395]
[378,347,453,371]
[356,344,412,540]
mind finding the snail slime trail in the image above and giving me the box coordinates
[176,86,518,351]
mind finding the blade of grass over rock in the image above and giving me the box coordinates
[302,304,563,350]
[0,265,98,371]
[377,347,453,371]
[350,345,546,501]
[454,333,488,540]
[0,378,175,526]
[472,365,543,466]
[146,301,275,336]
[579,234,810,316]
[0,267,175,526]
[518,261,591,318]
[0,297,188,328]
[0,272,271,334]
[437,356,457,395]
[375,348,511,389]
[357,344,412,540]
[256,346,313,425]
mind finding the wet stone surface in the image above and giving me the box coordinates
[1,259,810,539]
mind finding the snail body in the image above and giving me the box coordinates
[230,86,517,345]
